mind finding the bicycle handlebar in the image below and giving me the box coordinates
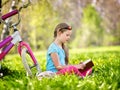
[1,10,18,20]
[0,0,31,28]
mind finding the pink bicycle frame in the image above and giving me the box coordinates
[0,10,19,60]
[0,36,13,60]
[0,31,37,65]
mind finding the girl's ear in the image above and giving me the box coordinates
[57,30,62,36]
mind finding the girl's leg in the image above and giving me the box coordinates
[56,66,93,77]
[56,66,84,77]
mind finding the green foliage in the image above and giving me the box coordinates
[0,46,120,90]
[103,22,120,45]
[72,5,104,48]
[28,0,60,50]
[1,1,120,52]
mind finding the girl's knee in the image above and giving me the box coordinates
[68,66,78,71]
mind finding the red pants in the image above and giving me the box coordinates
[56,66,92,78]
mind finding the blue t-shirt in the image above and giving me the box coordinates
[46,42,66,72]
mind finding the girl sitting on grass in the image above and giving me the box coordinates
[46,23,92,78]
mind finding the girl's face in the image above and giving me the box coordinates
[58,30,72,43]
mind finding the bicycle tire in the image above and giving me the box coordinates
[21,48,33,77]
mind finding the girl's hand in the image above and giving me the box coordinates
[75,63,86,70]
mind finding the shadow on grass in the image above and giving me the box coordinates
[0,65,24,78]
[0,66,13,77]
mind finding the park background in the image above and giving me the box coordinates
[0,0,120,51]
[0,0,120,90]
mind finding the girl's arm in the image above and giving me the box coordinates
[50,53,85,70]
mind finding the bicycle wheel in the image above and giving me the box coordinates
[21,48,41,77]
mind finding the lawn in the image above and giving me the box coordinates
[0,46,120,90]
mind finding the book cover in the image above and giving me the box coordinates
[79,59,94,73]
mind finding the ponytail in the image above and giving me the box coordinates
[62,43,69,65]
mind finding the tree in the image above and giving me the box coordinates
[28,0,59,50]
[71,5,104,48]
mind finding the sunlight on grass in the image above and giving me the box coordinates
[0,46,120,90]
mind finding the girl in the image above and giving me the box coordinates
[46,23,92,77]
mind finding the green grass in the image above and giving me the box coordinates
[0,46,120,90]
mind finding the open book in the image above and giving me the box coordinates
[79,59,94,73]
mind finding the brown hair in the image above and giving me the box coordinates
[54,23,72,65]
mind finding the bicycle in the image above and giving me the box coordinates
[0,0,41,77]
